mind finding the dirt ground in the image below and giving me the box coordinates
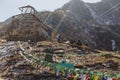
[0,40,120,80]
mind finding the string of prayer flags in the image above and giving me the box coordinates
[18,41,120,79]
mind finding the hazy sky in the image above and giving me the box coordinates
[0,0,101,22]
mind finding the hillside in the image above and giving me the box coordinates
[37,0,120,50]
[0,0,120,50]
[0,0,120,79]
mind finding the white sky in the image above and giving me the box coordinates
[0,0,101,22]
[83,0,101,3]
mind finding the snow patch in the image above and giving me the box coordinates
[85,3,103,24]
[111,40,116,51]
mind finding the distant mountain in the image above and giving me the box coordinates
[1,0,120,50]
[37,0,120,50]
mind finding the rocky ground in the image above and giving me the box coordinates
[0,40,120,80]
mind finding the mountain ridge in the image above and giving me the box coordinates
[0,0,120,50]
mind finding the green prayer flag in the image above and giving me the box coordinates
[116,73,120,79]
[80,69,84,74]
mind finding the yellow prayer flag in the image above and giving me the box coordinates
[51,31,55,40]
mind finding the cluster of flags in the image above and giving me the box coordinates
[18,41,120,80]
